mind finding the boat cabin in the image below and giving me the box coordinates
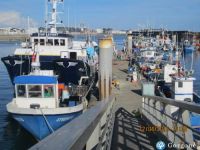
[31,33,73,49]
[140,48,159,59]
[14,75,59,109]
[15,32,88,61]
[164,64,177,83]
[170,76,195,114]
[171,76,195,102]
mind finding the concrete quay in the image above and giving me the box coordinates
[111,60,165,150]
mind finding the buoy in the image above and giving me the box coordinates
[32,52,36,62]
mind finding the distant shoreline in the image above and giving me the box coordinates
[0,33,126,42]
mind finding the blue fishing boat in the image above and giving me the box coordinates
[6,51,89,140]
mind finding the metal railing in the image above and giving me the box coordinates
[142,95,200,147]
[29,96,116,150]
[68,85,88,96]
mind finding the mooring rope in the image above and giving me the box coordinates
[40,108,54,133]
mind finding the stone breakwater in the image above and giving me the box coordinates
[0,34,29,41]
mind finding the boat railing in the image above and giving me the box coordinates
[29,96,116,150]
[68,85,88,96]
[142,95,200,146]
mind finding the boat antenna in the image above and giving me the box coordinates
[190,49,194,72]
[45,0,48,38]
[176,34,181,77]
[27,16,30,35]
[67,6,69,31]
[182,42,186,71]
[47,0,64,34]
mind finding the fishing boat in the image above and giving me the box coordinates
[157,59,200,132]
[1,0,98,85]
[160,68,200,129]
[6,50,90,140]
[135,35,200,131]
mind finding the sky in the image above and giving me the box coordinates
[0,0,200,31]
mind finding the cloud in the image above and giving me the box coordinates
[0,11,37,28]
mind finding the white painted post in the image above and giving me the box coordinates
[182,110,193,143]
[165,104,175,142]
[144,97,150,119]
[86,122,100,150]
[99,38,113,100]
[155,101,161,127]
[142,97,145,116]
[149,99,154,123]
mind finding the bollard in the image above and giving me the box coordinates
[127,34,132,57]
[99,38,113,100]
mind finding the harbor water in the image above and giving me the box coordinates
[0,35,200,149]
[0,42,37,150]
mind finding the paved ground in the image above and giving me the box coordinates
[111,61,162,150]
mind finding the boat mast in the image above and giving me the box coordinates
[45,0,48,37]
[27,16,30,34]
[48,0,64,34]
[176,34,181,77]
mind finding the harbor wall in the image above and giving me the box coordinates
[0,34,29,41]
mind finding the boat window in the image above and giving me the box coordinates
[47,39,53,46]
[54,39,59,46]
[178,82,183,88]
[34,39,38,45]
[16,85,26,98]
[28,85,42,98]
[60,39,65,46]
[43,85,54,98]
[70,52,77,59]
[40,39,45,46]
